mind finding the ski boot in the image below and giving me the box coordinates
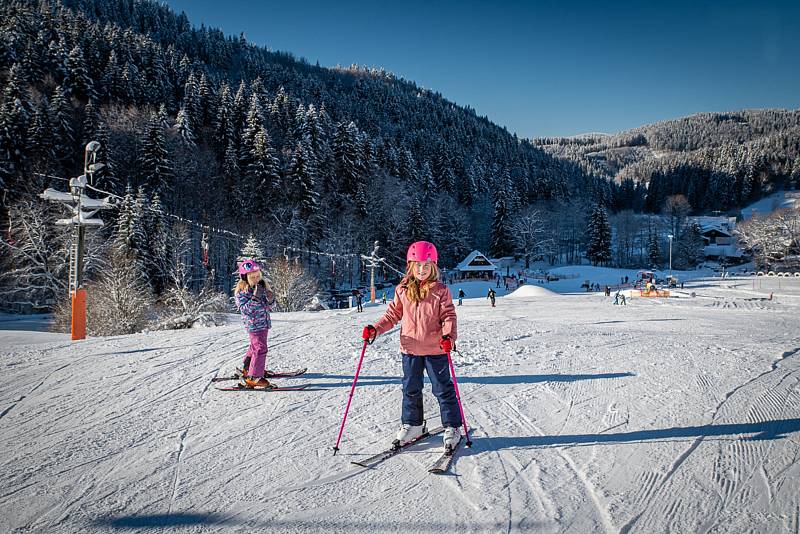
[239,376,272,389]
[392,423,426,449]
[443,426,462,452]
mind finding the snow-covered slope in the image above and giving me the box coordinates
[2,277,799,532]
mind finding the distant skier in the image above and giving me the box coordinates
[458,288,465,306]
[487,288,496,307]
[362,241,462,451]
[234,259,276,388]
[381,291,387,304]
[356,291,364,312]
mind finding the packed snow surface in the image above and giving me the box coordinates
[2,276,800,533]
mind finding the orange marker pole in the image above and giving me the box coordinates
[71,288,86,340]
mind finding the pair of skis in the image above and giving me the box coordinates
[350,425,463,474]
[211,367,307,382]
[213,368,313,392]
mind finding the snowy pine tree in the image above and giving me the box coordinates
[114,184,149,280]
[175,106,196,147]
[333,121,360,194]
[214,82,235,154]
[648,223,661,268]
[418,162,436,197]
[249,127,281,201]
[490,187,515,258]
[586,205,612,266]
[49,84,74,173]
[406,194,427,243]
[140,113,173,193]
[64,45,95,101]
[288,142,320,221]
[239,233,266,262]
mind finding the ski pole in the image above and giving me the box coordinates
[447,350,473,448]
[332,339,368,455]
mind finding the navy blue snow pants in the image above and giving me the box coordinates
[401,353,461,428]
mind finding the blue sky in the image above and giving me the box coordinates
[165,0,800,138]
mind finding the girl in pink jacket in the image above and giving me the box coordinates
[362,241,461,450]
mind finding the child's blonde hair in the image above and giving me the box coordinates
[402,261,440,303]
[234,272,272,295]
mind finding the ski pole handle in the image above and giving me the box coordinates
[447,350,472,447]
[333,339,369,455]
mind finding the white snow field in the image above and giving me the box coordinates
[2,277,800,533]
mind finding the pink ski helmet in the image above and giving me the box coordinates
[238,258,261,275]
[407,241,438,264]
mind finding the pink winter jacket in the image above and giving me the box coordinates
[374,281,458,356]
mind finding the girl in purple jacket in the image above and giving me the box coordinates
[235,259,276,388]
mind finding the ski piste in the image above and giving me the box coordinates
[428,437,462,474]
[211,367,307,382]
[351,426,445,468]
[214,383,313,392]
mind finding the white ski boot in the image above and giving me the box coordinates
[443,426,462,451]
[393,423,426,447]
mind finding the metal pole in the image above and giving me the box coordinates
[668,235,673,279]
[333,340,369,455]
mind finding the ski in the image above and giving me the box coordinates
[211,367,308,382]
[215,383,313,392]
[428,437,462,474]
[351,426,445,468]
[266,367,307,379]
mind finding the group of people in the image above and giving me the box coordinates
[233,240,464,450]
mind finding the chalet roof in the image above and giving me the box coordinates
[456,250,497,271]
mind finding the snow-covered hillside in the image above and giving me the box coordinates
[2,277,799,533]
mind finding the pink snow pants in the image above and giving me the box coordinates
[246,329,269,378]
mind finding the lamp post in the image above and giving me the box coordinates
[667,234,674,279]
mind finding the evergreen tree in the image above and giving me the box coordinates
[26,98,54,171]
[648,222,661,268]
[676,222,704,269]
[288,142,320,221]
[92,121,117,194]
[585,205,612,266]
[49,84,74,173]
[102,49,123,100]
[148,192,170,294]
[140,113,173,193]
[418,162,436,197]
[223,142,241,214]
[181,72,200,132]
[294,104,310,144]
[175,106,196,147]
[0,65,32,185]
[114,184,148,279]
[81,99,101,146]
[247,126,281,206]
[490,187,515,258]
[197,72,214,126]
[239,92,264,171]
[354,179,369,219]
[398,148,417,183]
[64,45,95,100]
[214,82,235,155]
[333,121,360,193]
[406,194,427,243]
[239,233,266,262]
